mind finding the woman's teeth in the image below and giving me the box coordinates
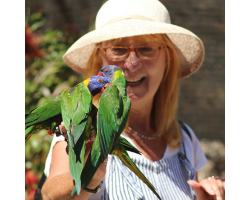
[126,77,144,85]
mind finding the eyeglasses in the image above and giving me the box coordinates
[101,45,164,62]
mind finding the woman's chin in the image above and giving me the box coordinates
[127,92,145,103]
[128,93,139,101]
[126,81,147,102]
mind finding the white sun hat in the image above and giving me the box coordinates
[63,0,205,79]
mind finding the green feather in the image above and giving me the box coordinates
[25,95,62,127]
[71,83,92,143]
[70,83,92,195]
[112,144,162,200]
[25,114,62,142]
[25,95,62,142]
[61,83,93,195]
[117,137,141,155]
[97,84,130,160]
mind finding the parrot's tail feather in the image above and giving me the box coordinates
[113,145,162,200]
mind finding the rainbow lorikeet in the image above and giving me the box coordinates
[25,75,109,142]
[73,65,161,199]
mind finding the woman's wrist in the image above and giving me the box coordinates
[86,179,103,190]
[83,180,103,194]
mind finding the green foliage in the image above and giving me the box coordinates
[27,12,46,31]
[25,12,83,179]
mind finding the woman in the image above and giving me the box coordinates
[42,0,225,199]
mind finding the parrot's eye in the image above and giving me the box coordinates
[97,79,102,83]
[103,68,108,72]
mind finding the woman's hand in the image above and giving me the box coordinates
[188,176,225,200]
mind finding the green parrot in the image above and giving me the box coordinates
[25,76,109,142]
[72,65,161,199]
[25,75,110,195]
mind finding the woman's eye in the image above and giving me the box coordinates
[111,48,127,54]
[139,47,153,52]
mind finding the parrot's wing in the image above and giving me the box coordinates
[25,95,61,127]
[69,83,92,195]
[97,84,125,160]
[61,89,74,146]
[112,144,162,200]
[25,95,62,142]
[61,83,92,195]
[25,84,80,142]
[71,134,103,196]
[71,83,92,143]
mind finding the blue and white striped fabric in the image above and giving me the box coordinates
[102,140,196,200]
[45,123,207,200]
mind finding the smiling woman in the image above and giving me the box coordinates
[86,34,181,147]
[41,0,225,200]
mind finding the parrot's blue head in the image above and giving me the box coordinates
[98,65,121,82]
[88,76,110,96]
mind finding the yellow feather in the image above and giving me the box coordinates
[114,70,123,81]
[83,78,91,87]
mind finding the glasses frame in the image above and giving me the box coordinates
[101,45,164,61]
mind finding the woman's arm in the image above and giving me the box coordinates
[41,136,107,200]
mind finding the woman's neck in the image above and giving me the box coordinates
[128,100,154,133]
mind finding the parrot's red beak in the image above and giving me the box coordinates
[97,72,103,76]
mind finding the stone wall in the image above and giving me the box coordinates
[164,0,225,142]
[25,0,225,142]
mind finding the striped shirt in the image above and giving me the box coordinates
[45,123,207,200]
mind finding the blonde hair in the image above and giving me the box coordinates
[85,34,181,148]
[84,45,103,78]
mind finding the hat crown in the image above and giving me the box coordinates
[95,0,171,29]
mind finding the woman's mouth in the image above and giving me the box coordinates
[126,77,145,86]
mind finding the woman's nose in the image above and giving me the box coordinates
[123,51,142,72]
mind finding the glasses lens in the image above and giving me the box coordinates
[106,47,128,61]
[137,46,159,60]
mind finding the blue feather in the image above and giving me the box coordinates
[88,76,109,96]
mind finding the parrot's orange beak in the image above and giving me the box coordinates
[104,83,111,88]
[100,83,111,93]
[100,87,105,93]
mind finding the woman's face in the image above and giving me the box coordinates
[100,36,166,106]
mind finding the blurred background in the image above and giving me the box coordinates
[25,0,225,199]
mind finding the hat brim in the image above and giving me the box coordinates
[63,19,205,79]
